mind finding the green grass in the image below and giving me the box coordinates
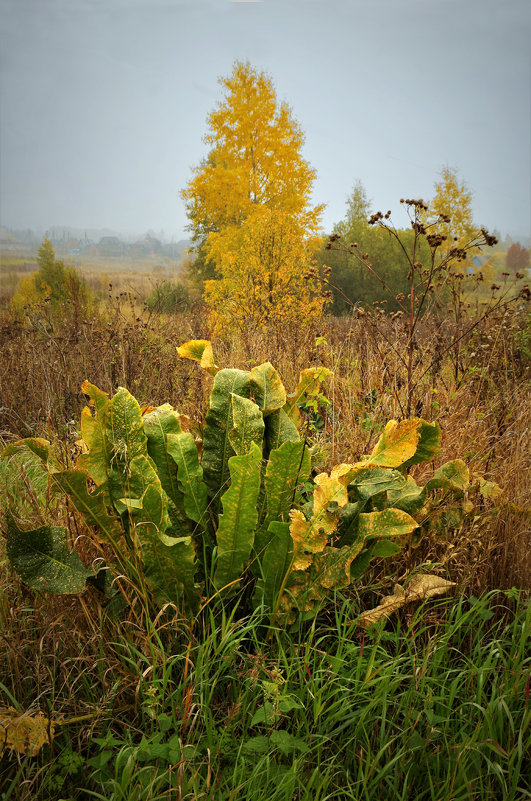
[1,591,528,801]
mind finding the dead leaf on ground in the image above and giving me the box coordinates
[358,573,456,627]
[0,707,54,756]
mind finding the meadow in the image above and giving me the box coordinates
[0,250,529,801]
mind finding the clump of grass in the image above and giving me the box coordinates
[1,591,528,800]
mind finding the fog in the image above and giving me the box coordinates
[1,0,529,240]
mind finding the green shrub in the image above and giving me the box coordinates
[1,340,471,626]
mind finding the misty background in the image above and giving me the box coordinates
[1,0,530,244]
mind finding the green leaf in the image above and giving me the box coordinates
[166,432,208,527]
[350,548,372,580]
[202,368,251,512]
[229,394,265,456]
[6,515,91,594]
[249,362,287,416]
[403,420,441,466]
[369,539,402,557]
[108,387,149,471]
[108,454,167,533]
[264,408,299,455]
[255,440,310,556]
[387,475,427,515]
[284,367,332,426]
[254,521,293,612]
[51,470,122,546]
[357,508,419,540]
[270,730,309,755]
[337,502,363,546]
[250,701,278,728]
[242,736,270,755]
[2,438,50,463]
[426,459,469,492]
[143,405,183,506]
[214,442,262,591]
[350,467,406,501]
[134,485,197,609]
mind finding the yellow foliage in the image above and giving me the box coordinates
[182,61,323,235]
[182,61,324,335]
[204,208,323,335]
[428,167,480,273]
[11,275,51,316]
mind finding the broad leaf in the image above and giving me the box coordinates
[478,477,503,500]
[403,420,441,466]
[2,438,50,463]
[264,407,299,454]
[52,470,122,545]
[250,362,287,416]
[254,521,293,612]
[367,419,422,467]
[214,441,262,591]
[349,467,406,501]
[387,475,427,515]
[166,432,208,526]
[136,517,197,609]
[426,459,469,492]
[358,573,456,627]
[357,508,418,540]
[77,381,113,486]
[108,387,149,472]
[288,472,349,570]
[0,708,54,756]
[143,405,182,505]
[202,368,251,511]
[229,394,265,456]
[6,515,91,594]
[177,339,218,373]
[255,440,311,556]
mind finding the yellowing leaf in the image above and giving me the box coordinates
[0,708,54,756]
[478,478,503,500]
[288,472,349,570]
[358,573,456,627]
[313,472,349,515]
[426,459,469,492]
[250,362,287,416]
[288,510,328,570]
[2,437,50,462]
[177,340,218,374]
[357,508,419,540]
[367,419,422,468]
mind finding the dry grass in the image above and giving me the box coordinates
[0,296,529,595]
[0,292,529,801]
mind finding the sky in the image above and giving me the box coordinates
[1,0,530,242]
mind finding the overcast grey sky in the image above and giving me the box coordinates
[1,0,530,240]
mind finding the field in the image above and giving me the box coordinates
[0,255,529,801]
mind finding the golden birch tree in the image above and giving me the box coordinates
[182,61,324,334]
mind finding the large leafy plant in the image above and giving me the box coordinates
[1,341,469,625]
